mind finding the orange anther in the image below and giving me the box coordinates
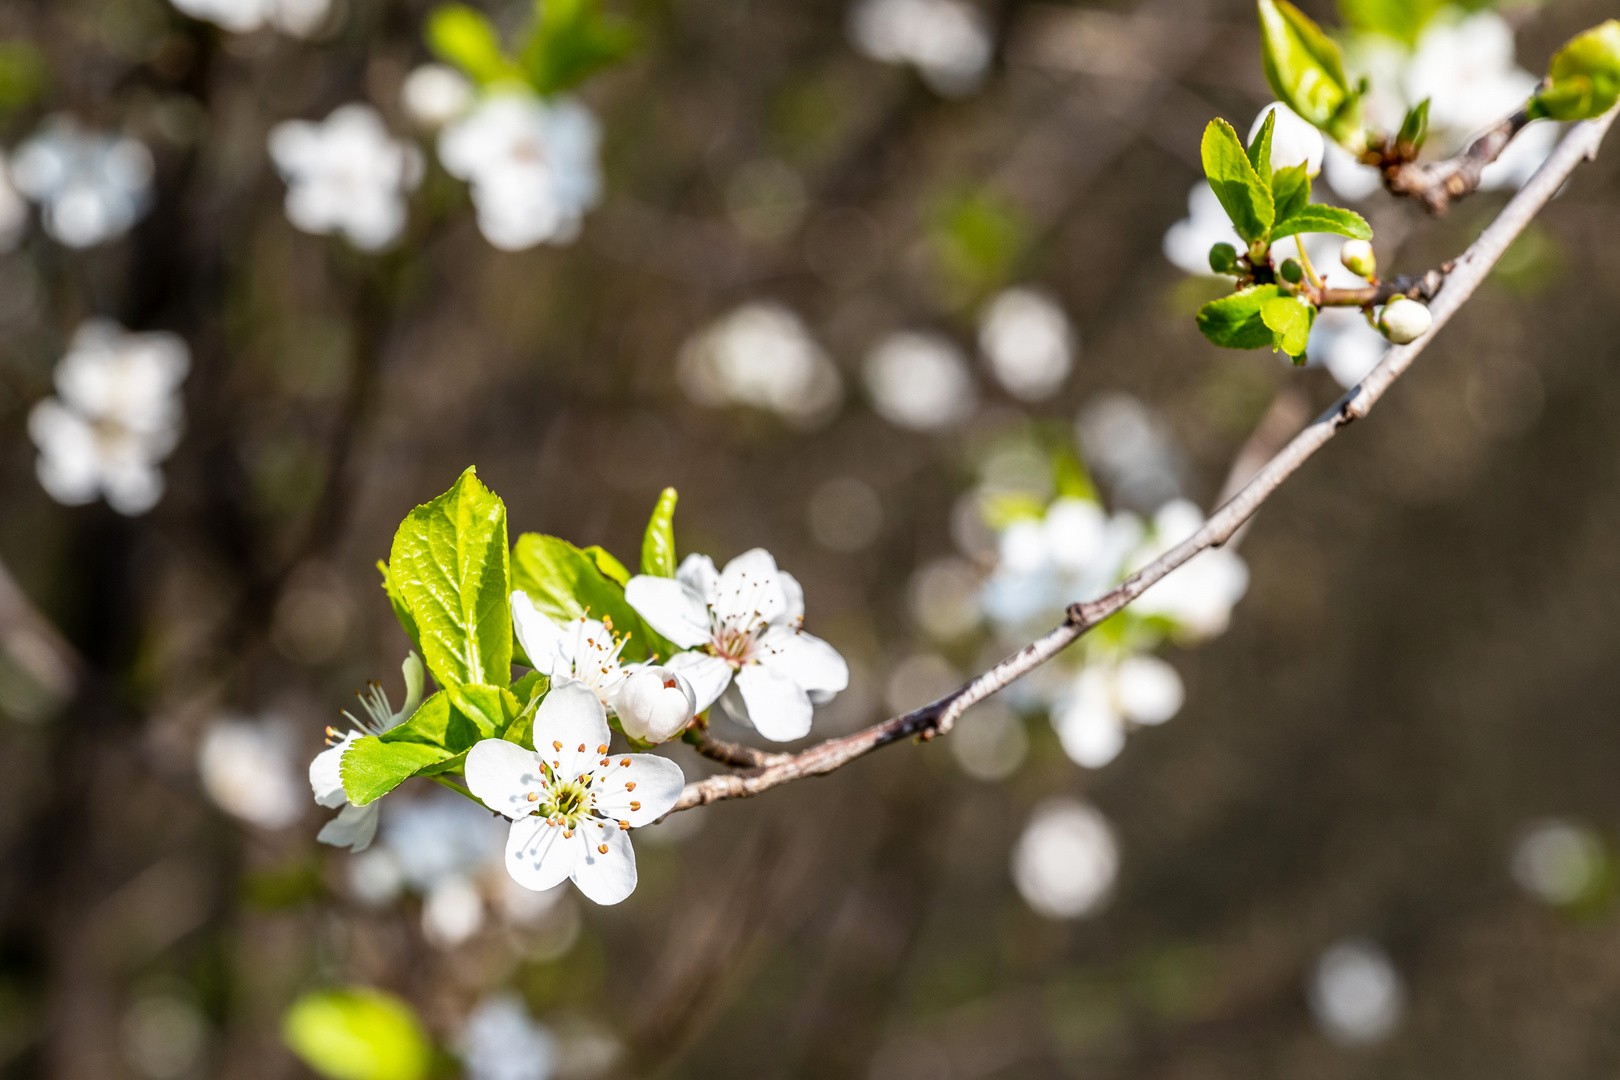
[597,744,607,754]
[526,792,539,802]
[620,757,631,767]
[624,782,635,791]
[629,801,641,811]
[553,740,562,751]
[598,844,608,854]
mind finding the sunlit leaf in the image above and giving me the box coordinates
[1201,119,1274,245]
[640,487,679,578]
[282,988,432,1080]
[1196,285,1282,350]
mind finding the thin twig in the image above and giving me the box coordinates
[666,105,1618,816]
[1380,106,1534,216]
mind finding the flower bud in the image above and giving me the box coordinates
[1208,242,1238,275]
[614,666,696,743]
[1339,239,1376,280]
[1279,258,1303,284]
[1377,297,1432,344]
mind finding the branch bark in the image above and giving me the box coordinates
[666,104,1618,817]
[1379,107,1533,216]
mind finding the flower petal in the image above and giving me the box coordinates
[465,739,547,820]
[735,663,813,742]
[512,591,572,676]
[317,802,379,851]
[664,651,734,713]
[674,553,719,601]
[505,815,579,892]
[776,569,806,625]
[623,575,711,649]
[714,548,787,626]
[755,627,848,695]
[531,678,613,782]
[1054,697,1124,769]
[594,754,686,826]
[309,732,358,807]
[568,821,637,905]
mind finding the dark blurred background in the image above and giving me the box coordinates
[3,0,1620,1076]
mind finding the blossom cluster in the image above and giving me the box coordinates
[0,115,154,250]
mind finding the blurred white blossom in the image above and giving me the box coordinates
[981,496,1140,629]
[438,94,602,251]
[456,995,557,1080]
[268,104,422,251]
[1247,103,1324,175]
[848,0,992,97]
[1162,182,1241,278]
[168,0,330,36]
[1129,499,1249,640]
[0,152,27,251]
[864,331,977,431]
[1511,819,1605,907]
[28,319,189,515]
[403,64,475,129]
[978,287,1076,402]
[198,718,303,830]
[1052,655,1184,769]
[423,874,486,947]
[10,116,153,248]
[1308,938,1405,1046]
[677,302,843,428]
[949,700,1027,781]
[1012,798,1118,918]
[1307,306,1387,388]
[1076,394,1184,513]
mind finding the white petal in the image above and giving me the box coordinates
[568,821,638,905]
[505,815,579,892]
[1114,656,1184,726]
[464,739,547,820]
[674,553,719,599]
[531,678,612,782]
[594,754,686,826]
[511,591,573,675]
[735,663,813,742]
[776,569,806,624]
[309,732,358,807]
[317,802,379,851]
[664,651,734,713]
[1054,698,1125,768]
[623,575,712,649]
[754,627,848,695]
[714,548,787,626]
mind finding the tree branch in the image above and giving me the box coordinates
[665,105,1618,817]
[1379,106,1534,216]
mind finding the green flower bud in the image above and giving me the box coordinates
[1208,242,1239,274]
[1279,258,1304,284]
[1378,297,1432,344]
[1339,239,1376,280]
[1530,20,1620,122]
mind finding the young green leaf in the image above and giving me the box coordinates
[1529,20,1620,121]
[1397,98,1430,153]
[1337,0,1444,48]
[426,4,524,86]
[582,545,631,586]
[1269,204,1372,242]
[282,987,432,1080]
[339,691,492,804]
[1257,0,1361,145]
[376,560,420,653]
[512,533,663,660]
[387,466,512,689]
[1248,108,1276,176]
[1201,119,1274,245]
[502,671,549,749]
[1260,294,1315,357]
[446,683,515,742]
[1196,285,1282,350]
[1270,163,1311,226]
[520,0,636,96]
[640,487,679,578]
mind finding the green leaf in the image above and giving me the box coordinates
[339,689,496,804]
[446,683,517,742]
[282,988,431,1080]
[0,41,48,114]
[1270,163,1311,226]
[640,487,679,578]
[519,0,637,95]
[426,4,524,85]
[1337,0,1445,47]
[1261,295,1315,357]
[1196,285,1282,350]
[1247,108,1275,176]
[511,533,664,661]
[377,561,421,653]
[1257,0,1360,143]
[502,672,549,749]
[1201,119,1274,245]
[1531,20,1620,121]
[1397,98,1430,153]
[1269,204,1372,241]
[582,545,631,587]
[387,466,512,689]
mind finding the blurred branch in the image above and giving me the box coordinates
[0,554,82,703]
[1380,106,1533,216]
[667,105,1619,816]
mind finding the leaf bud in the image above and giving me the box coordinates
[615,666,697,743]
[1377,297,1432,344]
[1339,239,1376,279]
[1530,20,1620,121]
[1279,258,1304,284]
[1208,242,1239,274]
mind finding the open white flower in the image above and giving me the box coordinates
[981,496,1141,630]
[28,319,189,515]
[465,680,685,904]
[848,0,992,97]
[168,0,331,36]
[624,550,849,742]
[10,115,153,248]
[512,593,635,707]
[309,652,424,851]
[268,104,422,251]
[1052,655,1184,769]
[438,93,602,251]
[1129,499,1248,639]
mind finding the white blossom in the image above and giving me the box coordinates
[625,549,849,742]
[268,104,422,251]
[438,93,602,251]
[512,594,634,708]
[0,152,27,251]
[464,680,686,904]
[10,116,153,248]
[978,287,1076,402]
[848,0,992,97]
[981,496,1141,629]
[1011,798,1118,918]
[308,652,424,851]
[864,330,977,431]
[28,319,189,515]
[676,302,844,428]
[1308,939,1405,1046]
[1307,306,1386,388]
[1162,182,1243,277]
[402,64,475,129]
[1247,102,1324,175]
[1052,655,1184,769]
[456,995,557,1080]
[198,718,303,829]
[1128,499,1248,640]
[168,0,330,36]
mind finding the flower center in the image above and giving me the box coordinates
[540,777,591,829]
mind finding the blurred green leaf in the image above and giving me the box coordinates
[980,491,1047,529]
[1257,0,1361,144]
[282,988,432,1080]
[0,41,47,114]
[1530,20,1620,121]
[1201,119,1274,245]
[512,533,664,660]
[1260,294,1315,357]
[1270,163,1311,225]
[640,487,679,578]
[1051,450,1096,502]
[376,561,421,654]
[426,5,524,86]
[1397,98,1430,153]
[931,188,1029,303]
[1197,285,1282,349]
[387,466,512,689]
[1336,0,1445,47]
[1269,204,1371,242]
[520,0,637,95]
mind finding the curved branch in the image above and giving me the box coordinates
[1380,106,1533,216]
[667,105,1618,816]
